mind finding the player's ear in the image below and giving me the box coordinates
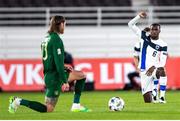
[60,22,64,30]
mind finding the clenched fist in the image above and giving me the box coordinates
[138,11,147,18]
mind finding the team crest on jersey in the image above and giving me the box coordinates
[155,45,160,50]
[57,48,61,55]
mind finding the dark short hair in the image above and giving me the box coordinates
[48,15,65,33]
[150,23,161,29]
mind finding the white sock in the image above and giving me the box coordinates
[159,77,167,98]
[15,97,22,106]
[72,103,80,108]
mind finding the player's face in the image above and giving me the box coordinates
[59,21,66,34]
[150,25,160,39]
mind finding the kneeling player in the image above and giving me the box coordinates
[128,12,168,103]
[8,15,91,113]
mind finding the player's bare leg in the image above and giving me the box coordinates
[45,97,58,112]
[68,71,86,82]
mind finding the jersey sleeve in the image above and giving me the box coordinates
[128,15,142,38]
[52,36,67,83]
[155,45,168,68]
[133,42,140,57]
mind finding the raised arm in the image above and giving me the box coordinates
[128,12,147,37]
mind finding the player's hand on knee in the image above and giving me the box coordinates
[146,66,156,76]
[64,64,73,72]
[61,83,70,92]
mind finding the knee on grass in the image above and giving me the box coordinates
[46,104,55,112]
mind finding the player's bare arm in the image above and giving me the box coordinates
[128,11,147,37]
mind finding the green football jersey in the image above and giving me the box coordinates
[41,32,67,84]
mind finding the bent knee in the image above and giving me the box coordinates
[76,71,86,79]
[157,67,166,77]
[46,104,55,112]
[143,92,152,103]
[80,72,86,79]
[69,71,86,81]
[157,67,165,71]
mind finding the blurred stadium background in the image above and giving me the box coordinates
[0,0,180,91]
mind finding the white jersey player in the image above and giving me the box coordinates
[128,12,168,103]
[134,41,160,103]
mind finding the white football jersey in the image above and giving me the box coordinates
[128,15,168,71]
[133,42,141,57]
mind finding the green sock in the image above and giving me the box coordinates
[20,99,47,113]
[73,78,86,103]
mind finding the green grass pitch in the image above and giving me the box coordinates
[0,90,180,120]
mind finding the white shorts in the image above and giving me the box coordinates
[140,69,157,95]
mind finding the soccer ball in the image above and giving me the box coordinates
[108,97,125,111]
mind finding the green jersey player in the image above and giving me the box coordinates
[8,16,91,113]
